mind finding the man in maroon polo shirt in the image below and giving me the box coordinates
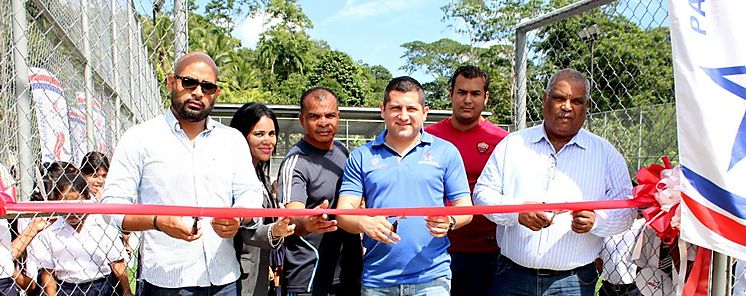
[425,65,509,295]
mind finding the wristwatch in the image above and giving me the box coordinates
[448,216,457,231]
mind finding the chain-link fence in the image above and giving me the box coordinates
[0,0,182,293]
[514,0,675,175]
[0,0,741,295]
[513,0,741,295]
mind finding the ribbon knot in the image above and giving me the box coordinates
[0,179,17,216]
[633,156,682,245]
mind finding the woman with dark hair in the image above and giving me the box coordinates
[80,152,110,200]
[230,103,295,296]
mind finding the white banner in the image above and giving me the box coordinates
[670,0,746,260]
[29,68,73,164]
[69,93,108,164]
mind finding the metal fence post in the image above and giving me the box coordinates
[513,30,527,131]
[173,0,188,60]
[11,0,33,201]
[711,252,730,295]
[82,0,95,153]
[110,0,120,149]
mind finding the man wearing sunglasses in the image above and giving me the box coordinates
[102,51,264,295]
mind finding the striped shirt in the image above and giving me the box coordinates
[473,124,635,271]
[102,109,264,288]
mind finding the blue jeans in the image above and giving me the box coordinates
[489,255,598,296]
[138,280,238,296]
[450,252,498,295]
[361,277,450,296]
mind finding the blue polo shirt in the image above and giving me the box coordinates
[339,130,470,287]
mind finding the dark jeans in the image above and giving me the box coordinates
[488,255,598,296]
[138,280,238,296]
[450,252,498,296]
[598,281,642,296]
[59,275,116,296]
[284,283,343,296]
[0,277,18,296]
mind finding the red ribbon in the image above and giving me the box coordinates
[683,247,712,296]
[0,179,16,217]
[634,156,681,245]
[0,199,652,218]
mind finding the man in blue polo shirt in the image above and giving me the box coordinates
[336,76,473,295]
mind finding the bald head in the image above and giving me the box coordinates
[174,51,219,80]
[300,87,338,114]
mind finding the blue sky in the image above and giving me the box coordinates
[229,0,468,83]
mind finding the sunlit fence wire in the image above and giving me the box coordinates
[512,0,741,294]
[1,0,180,293]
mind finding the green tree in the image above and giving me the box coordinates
[256,0,313,81]
[308,50,371,107]
[442,0,549,45]
[204,0,265,32]
[398,37,513,118]
[400,38,473,79]
[533,11,674,113]
[361,65,392,106]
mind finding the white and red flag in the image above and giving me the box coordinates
[670,0,746,260]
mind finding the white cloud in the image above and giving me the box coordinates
[335,0,420,20]
[232,12,281,49]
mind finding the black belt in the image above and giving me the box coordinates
[501,255,594,276]
[601,281,638,294]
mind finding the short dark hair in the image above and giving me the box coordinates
[383,76,425,106]
[80,152,109,176]
[449,65,490,93]
[50,173,89,201]
[545,68,590,99]
[299,87,338,114]
[229,102,279,198]
[42,161,79,182]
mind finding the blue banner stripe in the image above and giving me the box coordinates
[682,165,746,220]
[30,82,63,96]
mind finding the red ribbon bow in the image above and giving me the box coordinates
[633,156,681,245]
[0,179,17,216]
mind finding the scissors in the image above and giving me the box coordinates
[192,217,200,235]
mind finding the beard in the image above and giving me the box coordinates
[171,94,214,122]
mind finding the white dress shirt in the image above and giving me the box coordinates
[473,125,635,270]
[101,109,264,288]
[0,220,15,279]
[601,218,646,284]
[30,215,123,283]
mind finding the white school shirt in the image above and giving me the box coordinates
[0,220,15,279]
[30,214,124,284]
[101,109,264,288]
[473,125,636,270]
[601,218,646,284]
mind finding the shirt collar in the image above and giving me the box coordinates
[372,129,433,147]
[529,123,589,150]
[164,108,217,134]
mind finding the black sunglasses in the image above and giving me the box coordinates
[174,75,219,95]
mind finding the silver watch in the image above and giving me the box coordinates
[448,216,457,231]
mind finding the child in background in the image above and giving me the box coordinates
[79,152,109,201]
[30,173,131,296]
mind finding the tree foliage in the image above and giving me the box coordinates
[139,0,390,106]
